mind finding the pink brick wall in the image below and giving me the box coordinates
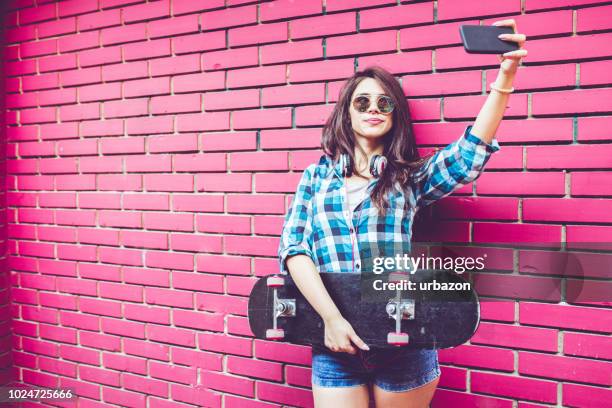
[3,0,612,407]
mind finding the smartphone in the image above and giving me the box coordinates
[459,25,519,54]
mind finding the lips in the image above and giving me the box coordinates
[365,119,383,125]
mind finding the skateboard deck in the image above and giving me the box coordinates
[248,270,480,349]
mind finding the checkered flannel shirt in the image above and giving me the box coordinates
[278,125,500,275]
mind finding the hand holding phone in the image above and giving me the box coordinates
[460,25,520,54]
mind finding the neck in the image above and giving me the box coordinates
[353,134,384,176]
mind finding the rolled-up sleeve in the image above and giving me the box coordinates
[278,164,316,274]
[412,125,500,210]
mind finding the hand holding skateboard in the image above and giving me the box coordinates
[324,314,370,354]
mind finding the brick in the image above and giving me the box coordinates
[229,65,287,90]
[476,172,565,196]
[203,47,258,71]
[38,17,77,39]
[20,39,57,58]
[151,54,201,76]
[445,93,527,119]
[39,88,78,106]
[103,353,147,375]
[361,3,432,30]
[201,5,256,30]
[122,230,168,250]
[578,117,612,141]
[438,0,520,20]
[256,383,313,407]
[197,214,251,234]
[169,196,220,215]
[581,60,612,88]
[149,361,197,385]
[572,172,612,196]
[520,302,612,332]
[403,71,481,96]
[433,389,513,408]
[290,12,355,40]
[147,325,195,347]
[230,151,289,172]
[532,88,612,116]
[170,384,222,407]
[173,0,224,15]
[528,33,612,64]
[262,83,325,107]
[527,144,612,169]
[59,0,99,17]
[177,111,229,132]
[578,4,612,32]
[103,61,149,82]
[148,14,199,38]
[261,0,321,22]
[173,72,225,93]
[59,31,100,53]
[172,31,226,55]
[103,386,147,408]
[20,3,57,24]
[332,0,397,11]
[101,23,147,46]
[261,39,323,65]
[147,250,194,271]
[229,22,287,47]
[563,383,612,408]
[127,116,173,135]
[295,104,335,126]
[196,173,252,193]
[78,9,121,31]
[22,73,59,91]
[123,38,171,61]
[124,77,170,98]
[520,352,611,386]
[123,268,170,286]
[79,46,122,67]
[60,67,101,87]
[173,307,224,332]
[328,30,397,57]
[144,174,194,192]
[360,50,432,75]
[204,89,260,111]
[151,94,201,115]
[171,347,223,370]
[289,58,354,82]
[233,108,292,130]
[523,198,612,223]
[199,332,252,357]
[471,322,558,352]
[104,98,148,119]
[473,371,556,404]
[123,0,170,23]
[565,332,612,360]
[493,118,573,143]
[473,223,561,244]
[122,340,168,364]
[148,133,198,153]
[260,129,321,150]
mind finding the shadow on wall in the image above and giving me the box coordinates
[0,1,13,386]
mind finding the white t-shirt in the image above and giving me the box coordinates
[346,177,370,214]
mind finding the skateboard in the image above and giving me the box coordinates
[248,270,480,349]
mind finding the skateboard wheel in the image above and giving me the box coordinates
[388,272,409,284]
[266,328,285,340]
[387,332,409,346]
[266,276,285,288]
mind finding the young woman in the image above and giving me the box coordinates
[278,20,527,408]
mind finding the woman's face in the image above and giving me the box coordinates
[349,77,393,141]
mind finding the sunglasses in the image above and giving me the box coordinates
[352,94,395,114]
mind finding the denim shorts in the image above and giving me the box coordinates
[311,345,441,392]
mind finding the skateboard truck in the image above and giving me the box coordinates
[265,276,295,341]
[386,272,415,346]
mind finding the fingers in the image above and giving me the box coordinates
[492,18,517,33]
[350,332,370,351]
[498,33,526,45]
[502,49,528,59]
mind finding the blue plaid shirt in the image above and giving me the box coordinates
[278,125,500,274]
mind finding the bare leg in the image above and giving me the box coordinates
[372,375,439,408]
[313,384,370,408]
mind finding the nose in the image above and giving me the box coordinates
[367,101,380,114]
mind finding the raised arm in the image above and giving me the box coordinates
[471,19,528,143]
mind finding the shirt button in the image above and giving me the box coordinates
[355,263,361,270]
[349,227,354,233]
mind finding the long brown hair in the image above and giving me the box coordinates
[321,66,430,215]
